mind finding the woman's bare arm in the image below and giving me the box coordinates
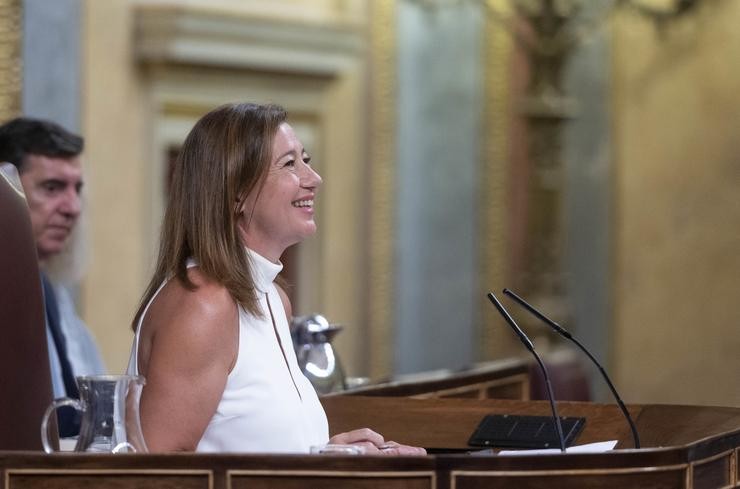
[137,269,238,452]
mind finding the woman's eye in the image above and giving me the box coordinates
[303,156,312,165]
[284,159,295,168]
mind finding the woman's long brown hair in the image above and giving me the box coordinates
[132,103,287,330]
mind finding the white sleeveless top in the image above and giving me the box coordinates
[127,249,329,453]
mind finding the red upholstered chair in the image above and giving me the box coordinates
[0,166,55,450]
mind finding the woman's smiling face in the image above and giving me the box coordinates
[238,122,322,262]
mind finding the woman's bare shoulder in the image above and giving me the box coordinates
[141,267,238,369]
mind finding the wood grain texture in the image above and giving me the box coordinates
[1,397,739,489]
[335,359,529,400]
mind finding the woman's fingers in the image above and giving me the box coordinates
[377,441,427,456]
[328,430,426,456]
[329,428,385,447]
[355,441,383,454]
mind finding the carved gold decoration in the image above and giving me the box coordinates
[620,0,701,29]
[429,0,704,353]
[368,0,396,380]
[482,0,705,333]
[480,0,516,359]
[0,0,22,122]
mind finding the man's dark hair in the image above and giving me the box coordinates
[0,117,84,172]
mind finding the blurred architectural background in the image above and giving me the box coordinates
[7,0,739,407]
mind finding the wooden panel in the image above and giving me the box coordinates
[5,469,212,489]
[340,360,529,400]
[451,467,687,489]
[410,375,529,401]
[487,377,530,401]
[693,451,730,489]
[228,470,434,489]
[636,405,740,449]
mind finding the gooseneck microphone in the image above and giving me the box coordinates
[502,288,641,449]
[486,292,566,452]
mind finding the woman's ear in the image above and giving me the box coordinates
[235,191,249,216]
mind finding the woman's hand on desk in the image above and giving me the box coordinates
[374,440,427,456]
[329,428,426,456]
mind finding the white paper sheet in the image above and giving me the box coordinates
[498,440,618,456]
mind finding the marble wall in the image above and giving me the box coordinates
[395,1,484,373]
[22,0,81,131]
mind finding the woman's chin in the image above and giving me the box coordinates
[301,221,317,237]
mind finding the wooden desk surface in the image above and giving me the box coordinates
[323,396,740,453]
[1,397,739,489]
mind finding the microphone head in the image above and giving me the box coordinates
[502,288,572,338]
[486,292,534,351]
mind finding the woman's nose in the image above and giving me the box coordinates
[301,164,322,188]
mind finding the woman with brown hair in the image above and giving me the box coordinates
[127,103,424,455]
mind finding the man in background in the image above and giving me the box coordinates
[0,117,105,436]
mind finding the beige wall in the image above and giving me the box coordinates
[79,0,740,407]
[82,0,150,372]
[81,0,371,374]
[612,2,740,406]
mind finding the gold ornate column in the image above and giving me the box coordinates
[480,0,518,359]
[367,0,396,380]
[481,1,607,342]
[0,0,22,121]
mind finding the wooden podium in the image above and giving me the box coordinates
[1,395,738,489]
[325,396,740,488]
[339,358,531,401]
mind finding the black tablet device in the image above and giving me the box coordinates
[468,414,586,449]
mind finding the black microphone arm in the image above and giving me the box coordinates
[502,288,641,449]
[486,292,566,452]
